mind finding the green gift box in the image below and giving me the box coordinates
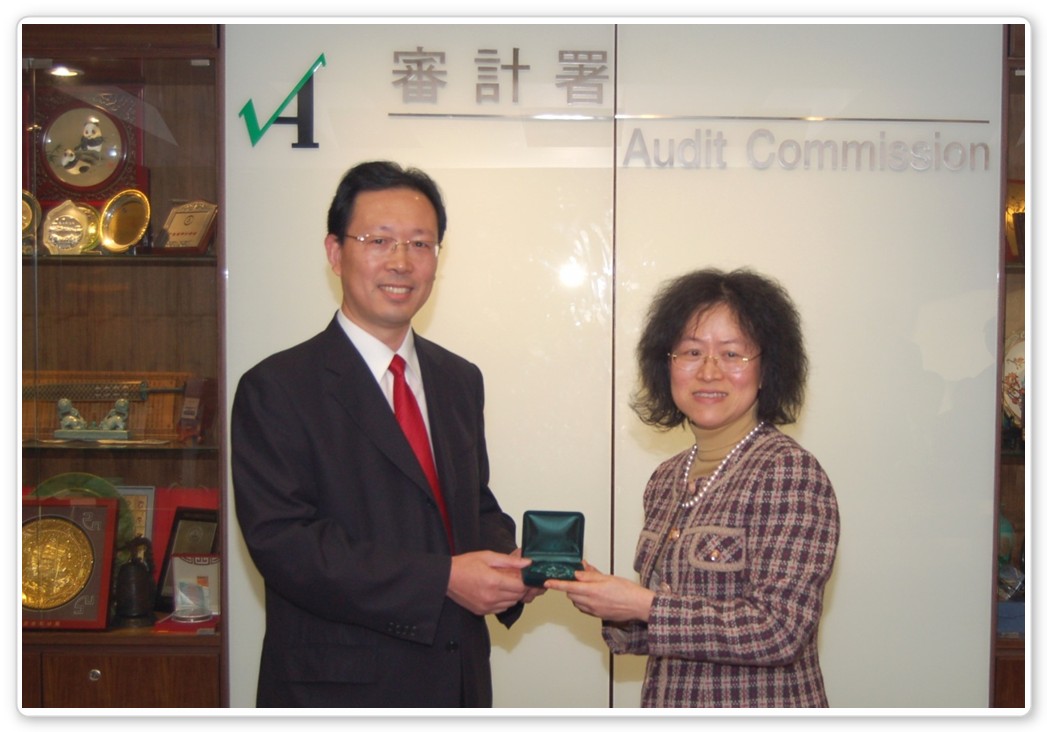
[521,510,584,587]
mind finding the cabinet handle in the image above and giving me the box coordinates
[88,669,102,682]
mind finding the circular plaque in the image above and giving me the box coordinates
[41,105,127,193]
[100,189,150,253]
[22,516,95,610]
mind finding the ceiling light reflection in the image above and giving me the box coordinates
[558,260,587,288]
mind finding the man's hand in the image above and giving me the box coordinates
[447,550,534,615]
[509,547,546,604]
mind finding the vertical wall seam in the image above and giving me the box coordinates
[607,21,619,711]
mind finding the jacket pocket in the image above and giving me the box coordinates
[634,529,661,575]
[683,525,746,572]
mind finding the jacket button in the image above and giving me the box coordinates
[446,640,459,651]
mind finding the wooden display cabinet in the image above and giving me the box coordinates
[23,628,221,708]
[990,23,1025,710]
[20,24,227,708]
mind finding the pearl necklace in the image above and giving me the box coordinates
[679,421,765,508]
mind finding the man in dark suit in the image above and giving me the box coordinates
[232,161,540,707]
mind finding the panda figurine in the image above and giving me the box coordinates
[76,118,105,163]
[58,147,92,175]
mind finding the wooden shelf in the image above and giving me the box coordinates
[23,254,218,266]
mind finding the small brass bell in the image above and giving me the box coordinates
[112,536,156,628]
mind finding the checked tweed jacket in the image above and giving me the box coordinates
[604,425,839,708]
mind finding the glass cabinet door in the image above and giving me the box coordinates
[21,24,226,706]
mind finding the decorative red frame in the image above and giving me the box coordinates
[22,497,118,630]
[23,84,148,210]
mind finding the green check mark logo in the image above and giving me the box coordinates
[239,53,327,147]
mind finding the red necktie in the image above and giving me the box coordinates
[389,355,454,552]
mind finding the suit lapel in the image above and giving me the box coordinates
[318,319,431,495]
[415,339,455,507]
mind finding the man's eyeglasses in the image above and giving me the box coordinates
[344,233,441,258]
[669,349,760,375]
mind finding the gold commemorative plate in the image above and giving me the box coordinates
[22,496,119,629]
[78,203,101,252]
[100,189,150,253]
[22,516,95,610]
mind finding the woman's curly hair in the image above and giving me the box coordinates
[631,268,808,429]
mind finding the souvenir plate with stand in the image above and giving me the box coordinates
[99,189,150,253]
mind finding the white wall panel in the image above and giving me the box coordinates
[226,22,1004,710]
[225,22,616,709]
[612,23,1002,708]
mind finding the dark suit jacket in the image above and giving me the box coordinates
[231,316,520,707]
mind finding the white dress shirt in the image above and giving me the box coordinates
[335,310,433,438]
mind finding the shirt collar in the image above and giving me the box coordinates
[335,310,421,382]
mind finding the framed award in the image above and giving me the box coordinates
[155,507,219,612]
[22,497,119,630]
[153,200,218,255]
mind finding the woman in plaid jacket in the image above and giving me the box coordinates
[547,268,839,707]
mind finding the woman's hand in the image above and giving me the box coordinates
[545,561,655,623]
